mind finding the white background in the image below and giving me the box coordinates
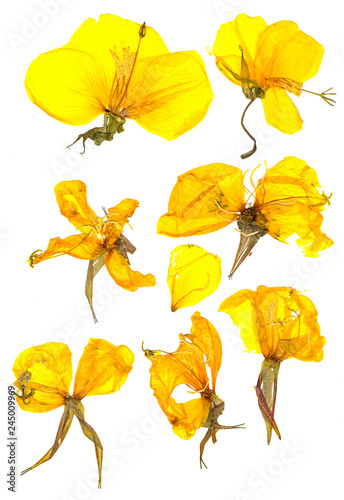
[1,0,344,499]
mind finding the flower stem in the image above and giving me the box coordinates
[240,98,257,159]
[255,358,281,444]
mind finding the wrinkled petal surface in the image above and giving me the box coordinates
[220,286,325,363]
[168,245,221,311]
[104,249,156,291]
[31,234,103,264]
[146,312,222,438]
[13,343,72,412]
[254,156,333,256]
[157,163,245,236]
[73,338,134,399]
[54,181,98,232]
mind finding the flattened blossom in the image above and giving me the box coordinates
[13,339,134,486]
[212,13,335,158]
[143,312,244,467]
[219,286,325,443]
[29,180,156,322]
[25,14,214,151]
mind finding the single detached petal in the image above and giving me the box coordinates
[220,286,325,363]
[73,338,134,399]
[254,156,333,256]
[128,51,214,140]
[168,245,221,311]
[13,343,72,412]
[54,181,98,232]
[157,163,245,236]
[262,88,303,134]
[30,233,103,265]
[213,14,268,87]
[104,248,156,291]
[255,20,324,85]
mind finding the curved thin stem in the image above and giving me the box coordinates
[240,98,257,159]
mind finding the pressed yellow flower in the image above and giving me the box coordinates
[143,312,244,467]
[157,157,333,278]
[167,245,221,311]
[28,180,155,321]
[13,338,134,486]
[212,14,335,158]
[219,286,325,443]
[25,14,213,152]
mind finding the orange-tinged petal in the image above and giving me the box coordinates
[128,51,213,140]
[107,199,139,228]
[220,286,325,363]
[157,163,245,237]
[187,312,222,390]
[73,338,134,399]
[262,88,303,134]
[168,245,221,311]
[255,20,324,84]
[30,233,103,265]
[213,14,267,87]
[254,156,333,257]
[147,336,211,439]
[54,181,98,232]
[104,249,156,291]
[12,343,72,413]
[25,47,108,126]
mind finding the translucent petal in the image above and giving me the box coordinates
[12,343,72,413]
[220,286,325,362]
[255,20,324,83]
[104,249,156,291]
[31,234,103,264]
[107,199,139,227]
[254,156,333,256]
[73,338,134,399]
[187,312,222,390]
[54,181,98,232]
[25,47,109,126]
[168,245,221,311]
[157,163,245,236]
[213,14,267,87]
[128,51,213,140]
[261,87,303,134]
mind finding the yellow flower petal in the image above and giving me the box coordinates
[213,14,267,87]
[255,20,324,84]
[12,343,72,413]
[219,290,262,355]
[188,311,222,390]
[30,234,103,265]
[131,51,213,140]
[104,249,156,291]
[262,87,303,134]
[25,47,108,126]
[168,245,221,311]
[54,181,98,232]
[73,338,134,399]
[157,163,245,237]
[254,156,333,256]
[107,199,139,228]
